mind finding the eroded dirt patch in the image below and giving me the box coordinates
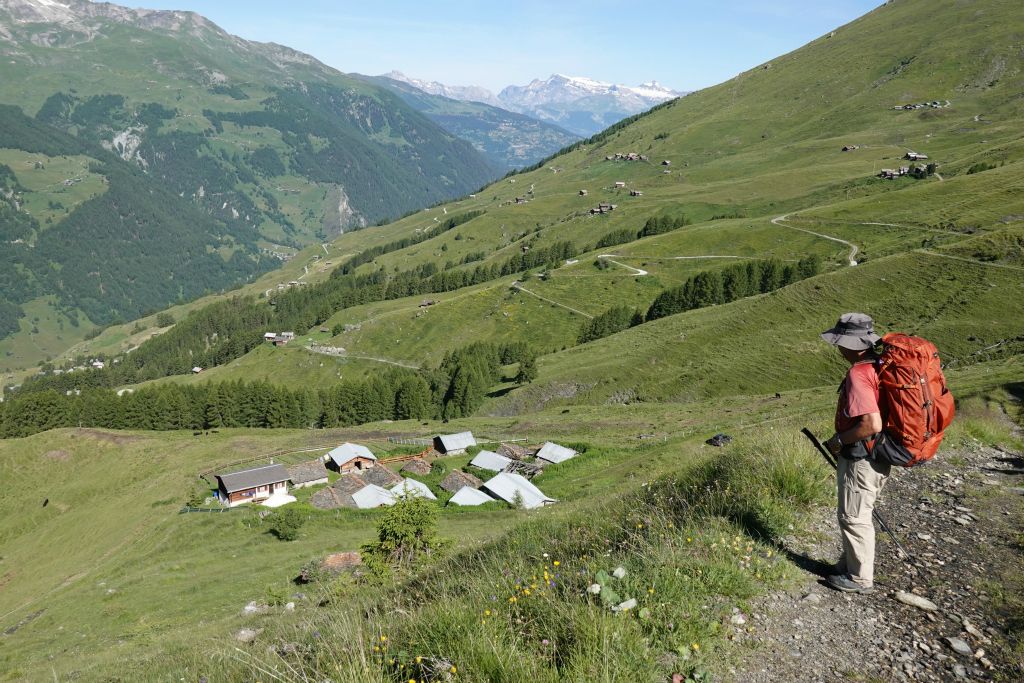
[43,449,71,461]
[72,428,143,446]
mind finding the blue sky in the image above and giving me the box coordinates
[130,0,883,92]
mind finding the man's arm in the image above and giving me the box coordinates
[826,412,882,455]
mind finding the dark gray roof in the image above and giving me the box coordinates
[216,463,290,493]
[360,466,404,488]
[287,460,329,484]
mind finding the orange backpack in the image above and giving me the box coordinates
[872,333,956,467]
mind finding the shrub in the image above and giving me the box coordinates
[360,497,449,574]
[266,507,305,541]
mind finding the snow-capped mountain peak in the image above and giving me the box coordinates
[383,70,500,107]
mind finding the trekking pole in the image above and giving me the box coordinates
[800,427,913,561]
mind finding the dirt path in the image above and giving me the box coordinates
[511,282,594,319]
[303,345,419,370]
[772,214,859,265]
[917,250,1024,272]
[722,442,1024,683]
[597,255,649,276]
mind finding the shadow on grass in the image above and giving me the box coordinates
[486,385,517,399]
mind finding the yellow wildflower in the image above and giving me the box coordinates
[553,560,560,566]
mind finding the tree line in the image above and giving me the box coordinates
[578,255,822,345]
[0,341,537,439]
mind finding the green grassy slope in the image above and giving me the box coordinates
[65,0,1020,406]
[1,355,1020,680]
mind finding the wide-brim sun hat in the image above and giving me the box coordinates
[820,312,881,350]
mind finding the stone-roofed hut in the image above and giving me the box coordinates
[287,460,329,489]
[310,474,367,510]
[497,443,534,461]
[360,466,404,488]
[400,458,433,476]
[439,470,484,493]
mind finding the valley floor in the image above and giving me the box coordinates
[723,441,1024,682]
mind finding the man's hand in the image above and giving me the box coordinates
[824,433,843,457]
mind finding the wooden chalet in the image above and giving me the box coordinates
[216,463,290,507]
[325,442,377,473]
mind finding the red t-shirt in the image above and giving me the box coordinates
[835,360,880,433]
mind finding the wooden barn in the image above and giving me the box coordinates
[325,442,377,473]
[215,464,290,507]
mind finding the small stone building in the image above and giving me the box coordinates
[400,458,433,476]
[439,470,484,493]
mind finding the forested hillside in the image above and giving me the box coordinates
[0,0,496,364]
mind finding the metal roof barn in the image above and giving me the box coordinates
[482,472,555,510]
[470,450,512,472]
[434,431,477,453]
[535,442,578,465]
[326,442,377,468]
[391,478,437,501]
[216,464,290,494]
[448,486,495,506]
[351,484,397,509]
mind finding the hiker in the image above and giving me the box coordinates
[820,313,889,594]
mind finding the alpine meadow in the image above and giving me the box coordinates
[1,1,1023,682]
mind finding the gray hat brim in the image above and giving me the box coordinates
[820,330,880,350]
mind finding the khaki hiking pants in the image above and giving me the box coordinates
[837,455,891,588]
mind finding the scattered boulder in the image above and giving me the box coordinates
[945,636,972,656]
[241,601,269,616]
[895,591,938,611]
[235,628,260,643]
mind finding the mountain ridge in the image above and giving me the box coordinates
[385,70,686,137]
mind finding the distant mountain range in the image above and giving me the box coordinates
[386,71,687,137]
[366,74,579,171]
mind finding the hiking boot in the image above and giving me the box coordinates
[826,574,875,594]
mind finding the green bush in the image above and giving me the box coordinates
[360,497,449,574]
[266,507,305,541]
